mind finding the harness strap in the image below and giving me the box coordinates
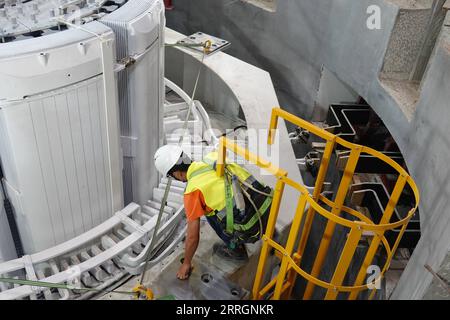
[233,192,273,232]
[188,165,215,179]
[224,174,234,235]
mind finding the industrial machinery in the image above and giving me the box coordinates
[0,0,420,301]
[0,0,164,254]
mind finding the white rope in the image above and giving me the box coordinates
[178,46,209,144]
[138,42,210,288]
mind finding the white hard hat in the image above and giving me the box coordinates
[154,145,189,177]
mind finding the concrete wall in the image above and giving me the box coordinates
[391,18,450,298]
[167,0,450,299]
[313,67,360,121]
[167,0,331,118]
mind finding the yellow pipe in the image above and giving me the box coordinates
[263,237,380,293]
[216,137,227,177]
[272,196,308,299]
[268,108,335,145]
[252,178,286,299]
[217,136,287,178]
[325,226,362,300]
[285,139,336,297]
[303,146,362,299]
[348,175,407,300]
[297,140,336,255]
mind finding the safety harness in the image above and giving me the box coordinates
[188,158,273,246]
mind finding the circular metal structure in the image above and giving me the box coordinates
[0,1,167,300]
[0,0,128,42]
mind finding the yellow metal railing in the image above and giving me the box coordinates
[216,107,420,300]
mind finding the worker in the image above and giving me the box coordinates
[154,145,273,280]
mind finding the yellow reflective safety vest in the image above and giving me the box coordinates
[185,152,252,215]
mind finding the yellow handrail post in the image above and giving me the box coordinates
[324,226,362,300]
[253,177,286,300]
[303,146,362,299]
[216,136,227,177]
[214,136,290,300]
[348,173,408,299]
[272,195,308,299]
[284,138,336,298]
[268,108,335,144]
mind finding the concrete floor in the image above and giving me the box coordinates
[422,251,450,299]
[99,218,261,300]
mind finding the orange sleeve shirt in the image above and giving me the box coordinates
[184,189,213,221]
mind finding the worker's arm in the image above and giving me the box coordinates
[177,218,200,280]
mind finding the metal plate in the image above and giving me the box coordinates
[149,254,249,300]
[178,32,231,55]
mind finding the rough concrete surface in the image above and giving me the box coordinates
[386,0,433,9]
[379,79,420,120]
[422,251,450,299]
[381,9,431,80]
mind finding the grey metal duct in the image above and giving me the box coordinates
[101,0,165,206]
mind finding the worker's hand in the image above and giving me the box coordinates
[177,262,193,280]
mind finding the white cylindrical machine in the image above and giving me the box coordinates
[0,22,124,254]
[0,0,164,257]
